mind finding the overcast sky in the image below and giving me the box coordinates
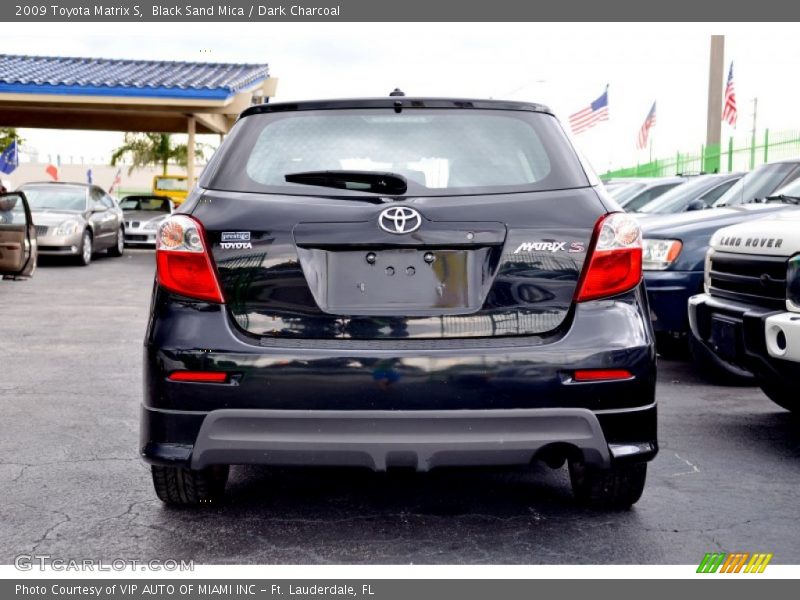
[5,22,800,176]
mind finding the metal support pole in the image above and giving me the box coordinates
[749,98,758,170]
[187,116,196,188]
[705,35,725,173]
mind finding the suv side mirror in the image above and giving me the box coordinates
[686,199,706,211]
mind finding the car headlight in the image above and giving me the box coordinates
[787,255,800,312]
[143,220,161,231]
[55,219,81,236]
[642,239,683,270]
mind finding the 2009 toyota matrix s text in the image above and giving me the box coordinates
[141,96,658,509]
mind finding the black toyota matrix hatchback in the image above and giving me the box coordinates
[142,97,657,508]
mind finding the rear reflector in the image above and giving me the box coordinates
[168,371,229,383]
[573,369,633,382]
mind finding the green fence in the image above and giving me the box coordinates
[602,128,800,179]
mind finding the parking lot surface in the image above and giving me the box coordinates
[1,249,799,564]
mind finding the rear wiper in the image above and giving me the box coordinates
[284,170,408,195]
[762,194,800,205]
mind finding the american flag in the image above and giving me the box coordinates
[108,168,122,194]
[636,102,657,150]
[722,62,737,127]
[568,87,609,135]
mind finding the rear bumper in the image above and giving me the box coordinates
[142,406,657,471]
[142,285,658,469]
[644,269,704,334]
[689,293,798,386]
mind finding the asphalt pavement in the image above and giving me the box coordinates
[1,249,799,564]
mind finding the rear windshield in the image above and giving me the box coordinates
[203,109,590,196]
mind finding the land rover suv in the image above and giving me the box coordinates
[141,97,658,508]
[689,204,800,412]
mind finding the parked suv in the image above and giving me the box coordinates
[141,97,658,508]
[689,206,800,411]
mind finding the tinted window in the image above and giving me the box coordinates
[714,163,798,206]
[206,109,590,196]
[20,186,87,211]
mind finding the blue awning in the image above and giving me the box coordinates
[0,54,270,101]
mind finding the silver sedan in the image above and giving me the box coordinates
[120,195,173,246]
[20,182,125,266]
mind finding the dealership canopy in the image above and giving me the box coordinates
[0,53,276,181]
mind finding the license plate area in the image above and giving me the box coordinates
[709,315,742,362]
[300,247,491,316]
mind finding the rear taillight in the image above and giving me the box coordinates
[574,213,642,302]
[156,215,224,303]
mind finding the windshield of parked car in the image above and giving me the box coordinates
[638,176,726,214]
[20,186,87,211]
[714,163,797,206]
[205,108,591,196]
[120,197,171,212]
[771,178,800,198]
[602,182,628,193]
[154,177,187,191]
[607,182,646,204]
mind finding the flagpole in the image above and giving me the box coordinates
[606,84,612,176]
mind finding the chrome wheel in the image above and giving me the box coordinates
[80,231,92,266]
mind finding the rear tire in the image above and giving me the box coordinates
[108,227,125,257]
[758,380,798,412]
[151,465,229,506]
[76,230,92,266]
[569,461,647,509]
[688,335,755,386]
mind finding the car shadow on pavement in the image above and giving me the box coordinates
[140,463,654,563]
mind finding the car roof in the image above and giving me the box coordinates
[241,97,552,119]
[21,181,92,188]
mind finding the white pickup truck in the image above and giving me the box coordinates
[688,208,800,412]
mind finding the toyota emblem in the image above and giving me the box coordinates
[378,206,422,234]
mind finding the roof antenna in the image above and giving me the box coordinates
[389,88,405,97]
